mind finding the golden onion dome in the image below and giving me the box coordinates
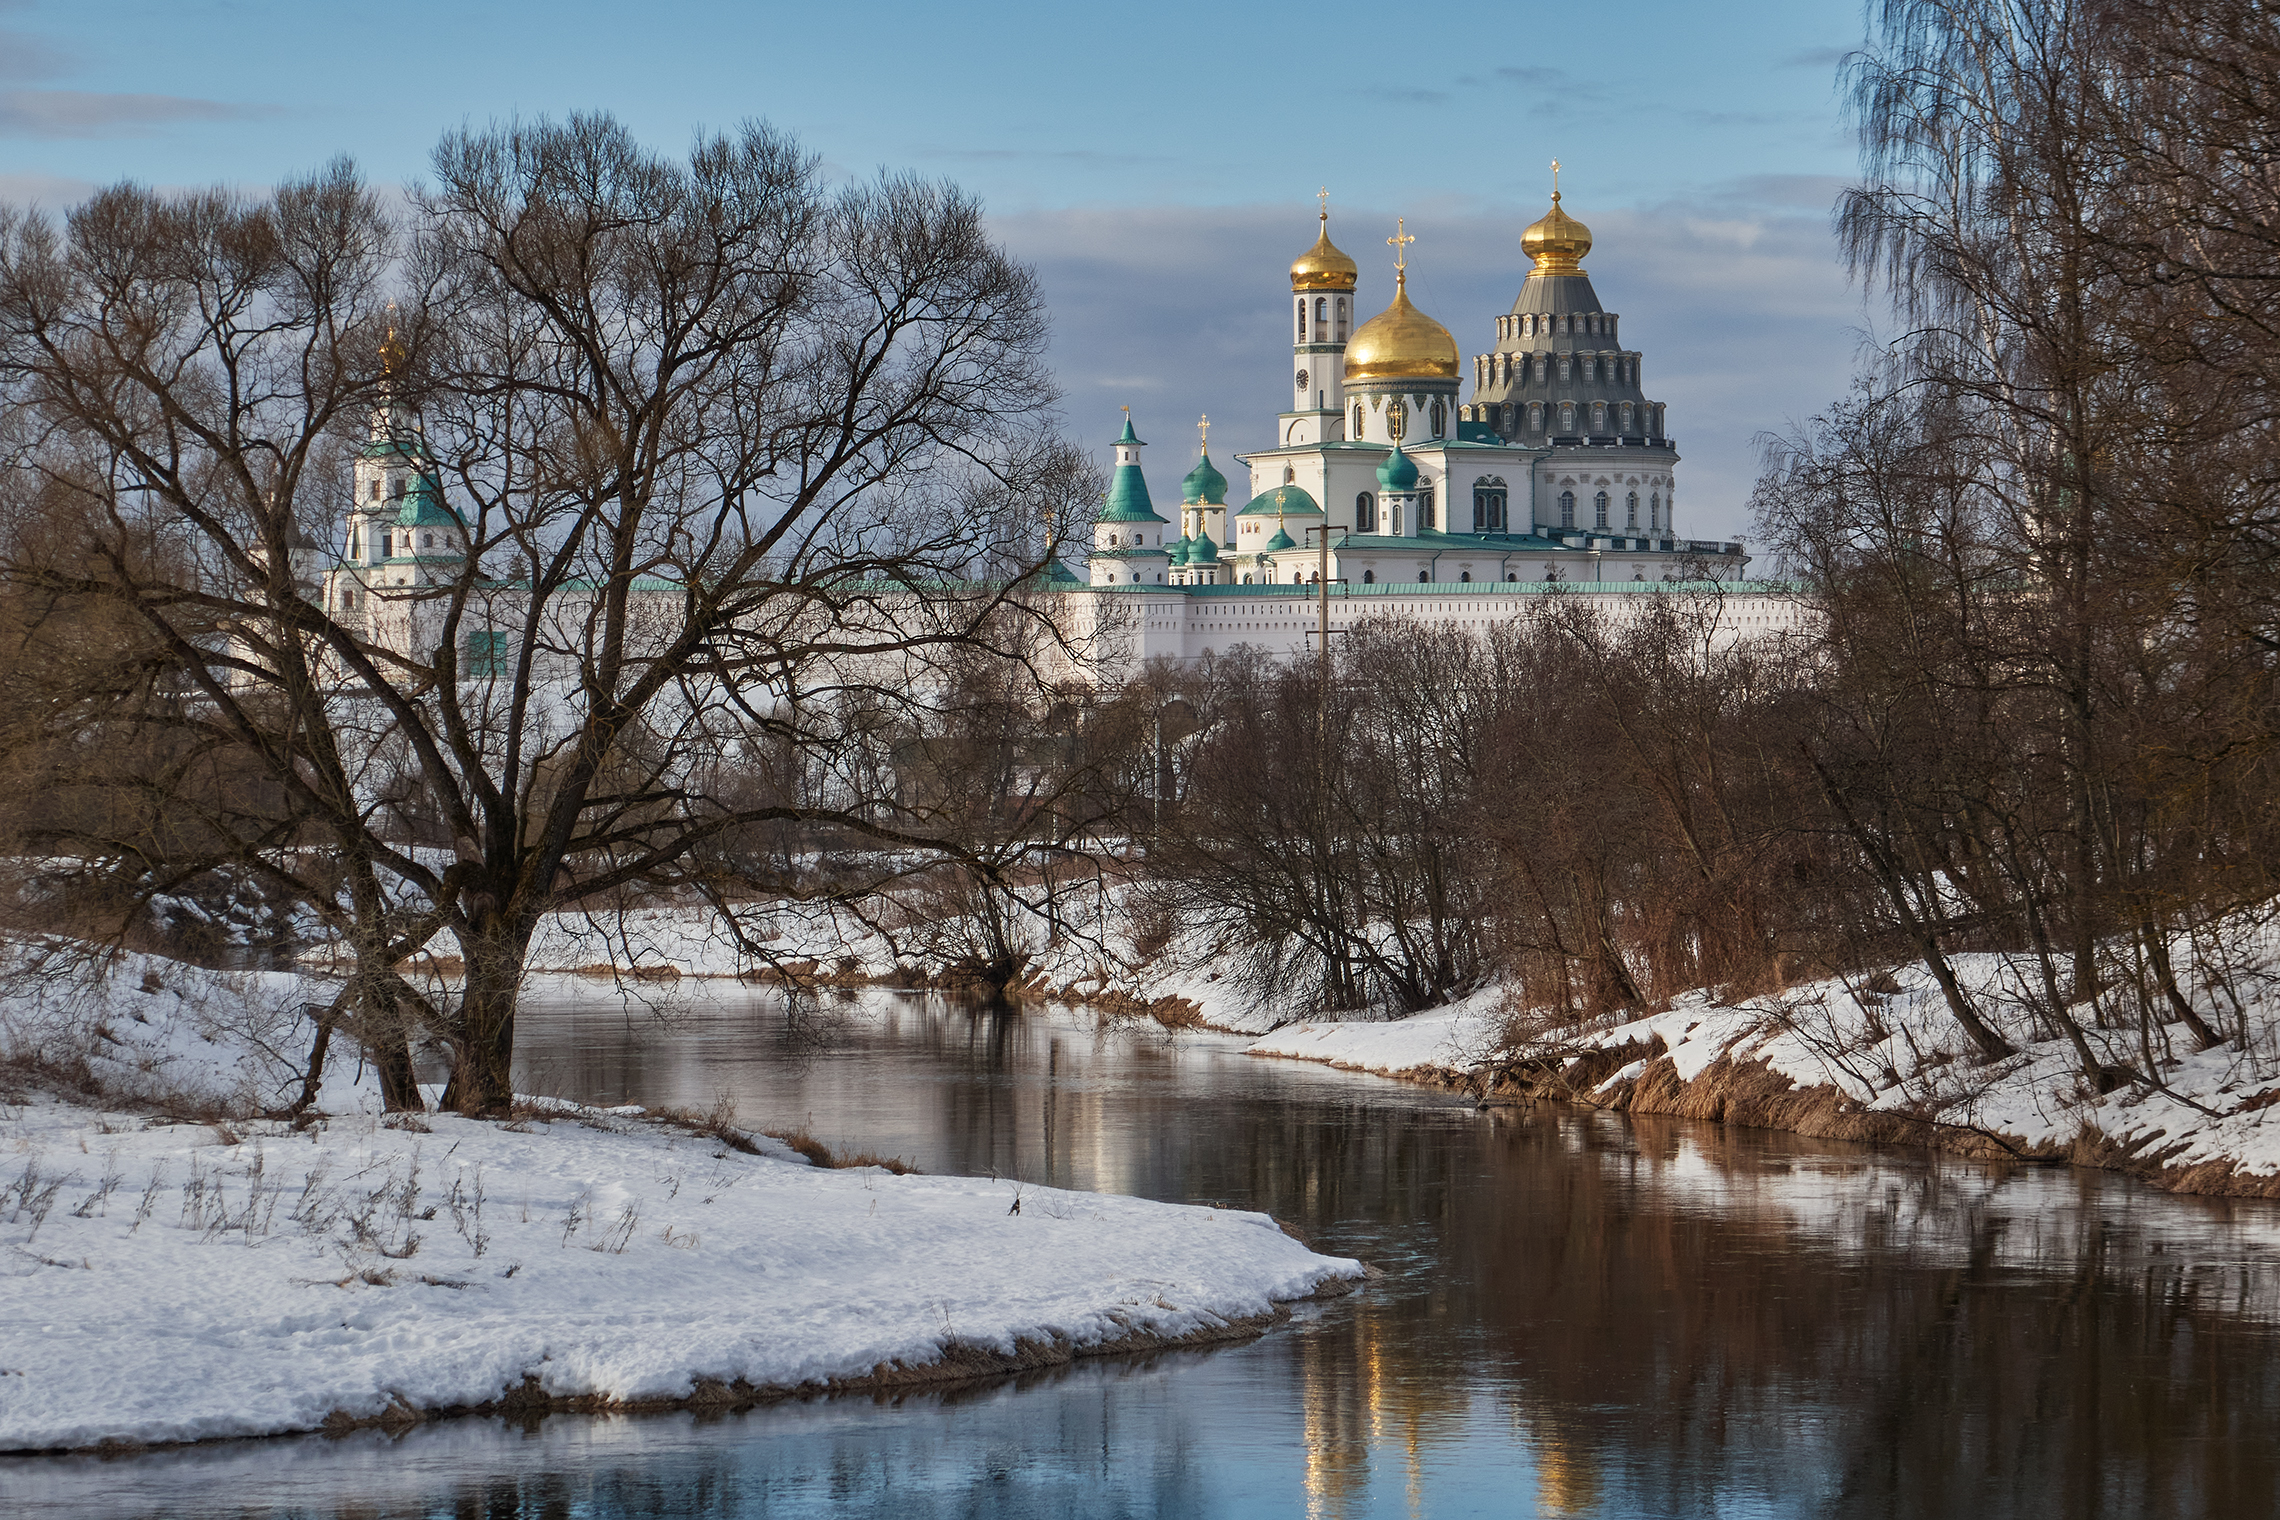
[1291,213,1359,292]
[1343,271,1460,382]
[1521,191,1592,276]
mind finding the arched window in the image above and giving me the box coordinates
[1627,491,1639,529]
[1592,401,1606,432]
[1473,480,1508,532]
[1363,569,1375,584]
[1594,491,1610,529]
[1335,298,1347,336]
[1387,399,1407,441]
[1356,492,1376,532]
[1430,400,1446,437]
[1108,533,1118,545]
[1315,297,1328,327]
[422,532,433,549]
[1529,402,1544,432]
[1353,401,1365,438]
[1460,570,1473,582]
[392,476,407,499]
[1559,402,1575,432]
[1283,464,1296,484]
[1297,301,1307,342]
[1559,490,1576,529]
[368,479,380,501]
[1505,572,1518,582]
[1650,492,1662,531]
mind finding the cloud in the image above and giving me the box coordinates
[1721,173,1852,210]
[1682,108,1808,129]
[0,89,265,138]
[927,147,1177,170]
[0,169,93,208]
[1344,80,1455,107]
[1780,45,1856,69]
[992,194,1868,541]
[0,28,68,81]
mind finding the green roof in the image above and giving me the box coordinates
[1099,463,1165,523]
[393,476,457,529]
[1376,444,1419,492]
[1187,530,1220,565]
[1181,451,1228,505]
[1238,483,1322,517]
[1046,557,1084,584]
[359,433,432,462]
[1168,534,1191,566]
[1117,413,1144,446]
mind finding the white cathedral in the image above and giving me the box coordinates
[300,186,1796,688]
[1067,187,1800,670]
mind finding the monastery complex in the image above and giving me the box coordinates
[1066,185,1805,671]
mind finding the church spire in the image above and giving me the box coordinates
[1286,195,1355,442]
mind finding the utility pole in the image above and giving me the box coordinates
[1304,523,1348,761]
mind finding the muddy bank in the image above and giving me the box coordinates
[1274,1038,2280,1201]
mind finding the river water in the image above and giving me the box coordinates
[13,986,2280,1518]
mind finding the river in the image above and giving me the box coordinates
[11,985,2280,1518]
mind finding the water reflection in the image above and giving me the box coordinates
[8,989,2280,1518]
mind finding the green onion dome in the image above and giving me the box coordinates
[1376,444,1419,493]
[1182,451,1228,506]
[1188,529,1220,565]
[1264,525,1297,553]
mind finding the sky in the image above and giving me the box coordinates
[0,0,1879,543]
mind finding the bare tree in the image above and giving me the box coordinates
[0,114,1087,1112]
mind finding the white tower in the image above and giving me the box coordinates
[1283,193,1358,447]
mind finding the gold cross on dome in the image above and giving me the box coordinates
[1551,158,1561,198]
[1198,413,1210,450]
[1388,217,1413,272]
[1317,186,1329,221]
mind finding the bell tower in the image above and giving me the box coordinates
[1284,191,1358,446]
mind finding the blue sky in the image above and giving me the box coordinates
[0,0,1876,541]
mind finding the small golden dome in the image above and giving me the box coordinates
[1343,272,1460,382]
[1291,213,1359,292]
[1521,191,1592,276]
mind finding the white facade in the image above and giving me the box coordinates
[1084,193,1756,628]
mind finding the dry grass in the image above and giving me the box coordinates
[760,1125,916,1175]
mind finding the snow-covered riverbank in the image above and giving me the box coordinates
[0,949,1360,1453]
[1244,940,2280,1198]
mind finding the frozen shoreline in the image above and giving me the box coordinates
[1243,943,2280,1198]
[0,950,1361,1454]
[0,1095,1359,1454]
